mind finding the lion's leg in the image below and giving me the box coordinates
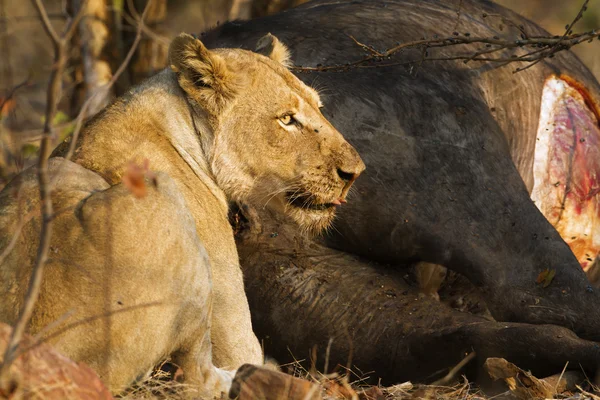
[172,324,234,398]
[208,253,264,368]
[186,201,263,368]
[415,262,447,301]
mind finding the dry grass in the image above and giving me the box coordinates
[33,337,583,400]
[119,363,483,400]
[119,362,192,400]
[116,356,600,400]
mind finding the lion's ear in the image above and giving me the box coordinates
[169,33,238,113]
[255,33,292,68]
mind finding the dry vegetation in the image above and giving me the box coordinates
[496,0,600,79]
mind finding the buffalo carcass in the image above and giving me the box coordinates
[204,0,600,383]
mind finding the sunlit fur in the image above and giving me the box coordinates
[0,33,364,398]
[170,33,365,235]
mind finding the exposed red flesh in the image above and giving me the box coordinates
[532,76,600,270]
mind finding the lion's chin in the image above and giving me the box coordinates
[286,204,336,235]
[245,190,336,235]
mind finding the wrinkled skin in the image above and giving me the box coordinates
[235,211,600,384]
[204,0,600,383]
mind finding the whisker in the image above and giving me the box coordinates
[256,175,306,209]
[261,184,298,209]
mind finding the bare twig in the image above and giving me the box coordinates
[21,301,164,356]
[0,209,38,266]
[124,0,169,46]
[0,0,151,264]
[431,351,476,386]
[292,2,598,74]
[33,0,61,45]
[520,0,591,75]
[64,0,90,41]
[561,1,590,39]
[347,35,384,57]
[121,9,169,46]
[45,0,151,196]
[323,337,334,376]
[0,0,89,391]
[484,13,531,39]
[554,361,569,395]
[293,30,600,73]
[0,8,150,379]
[0,78,31,111]
[452,0,464,33]
[110,1,151,88]
[61,0,151,164]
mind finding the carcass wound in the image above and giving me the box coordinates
[532,75,600,271]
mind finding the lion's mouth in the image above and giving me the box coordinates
[286,193,337,211]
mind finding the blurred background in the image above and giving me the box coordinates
[0,0,598,186]
[497,0,600,78]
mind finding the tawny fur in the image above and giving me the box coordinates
[255,33,292,68]
[0,33,364,397]
[415,262,448,301]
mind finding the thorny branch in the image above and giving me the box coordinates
[292,1,598,74]
[0,0,78,391]
[0,78,31,113]
[0,0,150,392]
[57,0,151,170]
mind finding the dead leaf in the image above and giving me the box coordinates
[485,358,583,400]
[358,386,385,400]
[536,268,556,287]
[122,159,156,199]
[323,379,357,399]
[0,97,16,117]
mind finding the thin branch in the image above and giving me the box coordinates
[562,0,590,39]
[0,209,37,266]
[347,34,384,57]
[121,8,169,46]
[0,78,31,111]
[110,0,151,89]
[32,0,61,46]
[292,1,598,74]
[452,0,464,33]
[432,352,476,386]
[537,0,590,72]
[0,0,68,391]
[124,0,169,45]
[0,0,150,389]
[554,361,569,395]
[21,301,164,357]
[47,0,151,193]
[484,13,531,39]
[64,0,90,41]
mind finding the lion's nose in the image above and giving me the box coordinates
[337,168,360,183]
[333,140,365,191]
[334,142,365,202]
[336,144,366,183]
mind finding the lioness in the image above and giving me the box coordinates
[0,33,364,397]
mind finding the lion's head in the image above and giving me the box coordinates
[169,33,365,233]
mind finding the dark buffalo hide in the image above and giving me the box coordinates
[203,0,600,383]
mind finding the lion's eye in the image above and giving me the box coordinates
[279,114,296,126]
